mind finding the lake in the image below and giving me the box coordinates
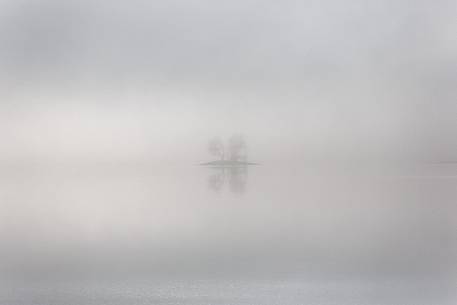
[0,162,455,304]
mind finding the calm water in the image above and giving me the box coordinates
[0,163,456,304]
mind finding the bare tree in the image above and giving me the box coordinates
[228,134,246,161]
[208,137,225,160]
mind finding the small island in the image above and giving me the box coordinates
[200,135,258,167]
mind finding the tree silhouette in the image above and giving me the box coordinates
[228,134,246,161]
[208,137,225,160]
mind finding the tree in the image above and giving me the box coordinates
[228,134,246,161]
[208,137,225,160]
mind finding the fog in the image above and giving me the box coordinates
[0,0,456,304]
[1,0,457,162]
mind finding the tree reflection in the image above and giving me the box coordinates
[208,166,247,194]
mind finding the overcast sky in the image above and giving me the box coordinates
[0,0,456,163]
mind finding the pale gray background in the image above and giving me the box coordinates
[0,1,456,304]
[0,0,456,163]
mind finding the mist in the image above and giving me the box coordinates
[0,0,456,304]
[1,0,456,163]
